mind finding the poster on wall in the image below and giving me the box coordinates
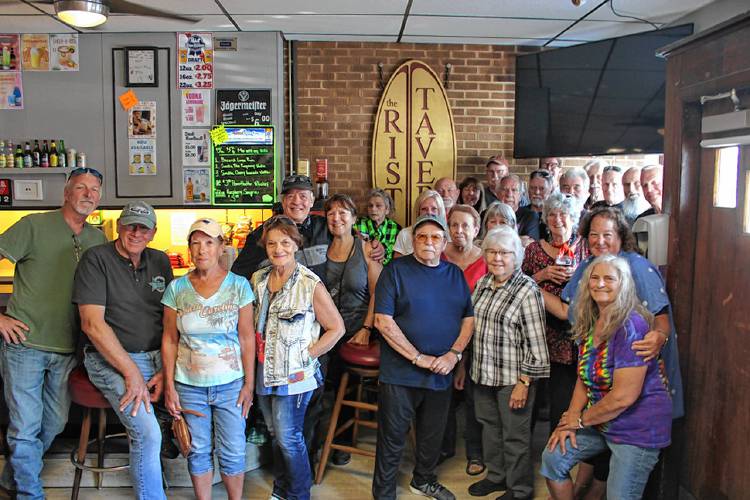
[128,138,157,176]
[49,34,79,71]
[182,128,210,166]
[0,35,21,71]
[0,72,23,109]
[181,89,211,127]
[21,34,49,71]
[216,89,272,126]
[128,101,156,138]
[183,167,210,204]
[177,32,213,89]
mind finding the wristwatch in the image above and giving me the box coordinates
[517,378,530,387]
[412,353,423,365]
[449,348,462,362]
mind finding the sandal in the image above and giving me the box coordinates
[466,458,486,476]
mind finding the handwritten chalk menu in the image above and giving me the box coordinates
[211,126,276,206]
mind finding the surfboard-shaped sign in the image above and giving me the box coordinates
[372,60,457,228]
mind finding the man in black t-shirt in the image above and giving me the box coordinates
[73,201,173,500]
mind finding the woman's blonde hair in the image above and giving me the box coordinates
[572,254,652,342]
[413,189,446,223]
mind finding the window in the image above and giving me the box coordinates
[713,146,739,208]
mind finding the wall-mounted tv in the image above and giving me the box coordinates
[513,24,693,158]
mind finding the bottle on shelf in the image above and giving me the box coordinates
[14,143,23,168]
[49,140,58,167]
[58,139,66,168]
[41,140,49,168]
[185,177,194,201]
[23,142,32,168]
[6,141,14,168]
[0,141,6,168]
[9,47,16,71]
[32,140,41,167]
[315,158,329,200]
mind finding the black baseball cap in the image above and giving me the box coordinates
[281,175,314,193]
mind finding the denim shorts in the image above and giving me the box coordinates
[540,427,660,500]
[176,377,247,476]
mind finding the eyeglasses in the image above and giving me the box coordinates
[484,249,515,259]
[603,165,622,173]
[68,167,103,183]
[414,233,444,244]
[72,235,82,262]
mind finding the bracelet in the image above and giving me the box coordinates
[412,353,423,365]
[363,325,373,331]
[577,417,584,429]
[656,329,669,344]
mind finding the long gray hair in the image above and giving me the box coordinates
[572,254,653,343]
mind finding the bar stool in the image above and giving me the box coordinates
[315,341,380,484]
[68,366,129,500]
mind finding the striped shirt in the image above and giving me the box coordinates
[470,270,550,386]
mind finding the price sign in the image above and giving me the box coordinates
[0,179,12,207]
[177,33,213,89]
[216,89,272,126]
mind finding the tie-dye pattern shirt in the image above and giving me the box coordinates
[162,272,254,387]
[578,312,672,449]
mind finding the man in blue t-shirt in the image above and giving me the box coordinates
[372,215,474,500]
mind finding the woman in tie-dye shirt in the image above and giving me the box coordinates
[540,255,671,500]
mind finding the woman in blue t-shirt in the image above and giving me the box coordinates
[541,254,672,500]
[162,218,255,500]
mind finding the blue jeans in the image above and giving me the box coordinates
[0,342,76,500]
[257,391,314,500]
[84,348,166,500]
[540,426,661,500]
[176,378,246,476]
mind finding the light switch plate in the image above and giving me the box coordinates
[13,180,43,200]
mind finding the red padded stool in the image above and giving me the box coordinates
[315,341,380,484]
[68,366,128,500]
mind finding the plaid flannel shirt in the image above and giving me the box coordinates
[355,217,400,265]
[470,270,550,386]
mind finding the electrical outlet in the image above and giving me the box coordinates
[13,180,44,201]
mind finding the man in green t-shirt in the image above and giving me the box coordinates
[0,167,106,498]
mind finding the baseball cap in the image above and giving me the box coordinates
[188,218,223,240]
[118,201,157,229]
[413,214,447,233]
[281,174,314,193]
[486,155,508,167]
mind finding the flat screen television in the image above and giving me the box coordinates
[513,24,693,158]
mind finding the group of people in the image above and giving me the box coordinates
[0,153,680,500]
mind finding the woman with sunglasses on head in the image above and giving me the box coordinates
[541,255,672,500]
[162,218,255,500]
[522,193,589,435]
[250,215,345,500]
[392,189,447,258]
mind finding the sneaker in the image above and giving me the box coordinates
[331,449,351,466]
[469,478,507,496]
[496,491,532,500]
[409,479,456,500]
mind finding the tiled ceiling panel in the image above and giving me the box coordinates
[219,0,408,15]
[93,14,237,32]
[404,16,571,40]
[234,14,403,36]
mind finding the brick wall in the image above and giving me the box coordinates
[287,41,657,207]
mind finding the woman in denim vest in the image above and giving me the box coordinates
[251,215,344,500]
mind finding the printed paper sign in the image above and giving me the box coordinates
[183,167,210,204]
[21,34,49,71]
[177,32,213,89]
[119,89,139,110]
[210,125,228,145]
[0,72,23,110]
[49,34,79,71]
[128,101,156,138]
[181,89,211,127]
[182,128,210,166]
[0,34,21,71]
[128,138,157,176]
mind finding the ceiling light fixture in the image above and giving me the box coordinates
[55,0,109,28]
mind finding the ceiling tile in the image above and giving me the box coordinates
[219,0,408,15]
[585,0,714,22]
[288,33,399,42]
[93,14,237,32]
[405,16,570,39]
[400,35,545,46]
[558,20,657,42]
[234,14,403,36]
[410,0,595,20]
[109,0,224,15]
[0,14,75,32]
[0,2,42,15]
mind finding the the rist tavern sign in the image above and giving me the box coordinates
[372,60,457,228]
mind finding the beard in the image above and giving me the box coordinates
[622,195,651,220]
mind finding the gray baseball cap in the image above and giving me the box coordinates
[413,214,447,233]
[119,201,157,229]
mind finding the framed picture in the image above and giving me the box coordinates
[125,47,158,87]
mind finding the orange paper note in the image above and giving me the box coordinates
[119,90,139,111]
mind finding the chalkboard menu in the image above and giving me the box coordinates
[211,126,277,207]
[216,89,272,126]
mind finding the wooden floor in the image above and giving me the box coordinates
[10,418,555,499]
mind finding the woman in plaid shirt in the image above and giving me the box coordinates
[355,189,401,265]
[468,225,550,500]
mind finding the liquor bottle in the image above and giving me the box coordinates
[0,141,6,168]
[58,139,67,168]
[6,141,14,168]
[49,140,58,167]
[185,177,194,201]
[32,140,41,167]
[41,140,49,168]
[9,47,16,71]
[14,144,23,168]
[23,142,32,168]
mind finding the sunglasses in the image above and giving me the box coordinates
[68,167,103,183]
[530,169,551,179]
[603,165,622,173]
